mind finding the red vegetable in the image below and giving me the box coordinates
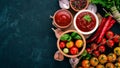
[70,47,79,55]
[107,19,116,31]
[106,31,114,39]
[101,38,106,45]
[87,18,106,43]
[97,16,112,43]
[98,45,105,53]
[113,35,120,43]
[59,42,66,48]
[91,43,98,50]
[107,39,114,47]
[86,48,92,54]
[93,50,100,57]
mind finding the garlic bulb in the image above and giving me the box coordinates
[87,4,97,13]
[59,0,70,9]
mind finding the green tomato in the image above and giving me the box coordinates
[63,48,69,54]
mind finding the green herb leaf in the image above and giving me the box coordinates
[60,34,70,41]
[83,15,91,22]
[73,34,82,40]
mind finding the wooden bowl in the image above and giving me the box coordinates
[57,30,86,58]
[52,9,73,29]
[70,0,89,12]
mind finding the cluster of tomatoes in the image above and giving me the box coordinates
[86,31,120,57]
[77,31,120,68]
[59,32,84,55]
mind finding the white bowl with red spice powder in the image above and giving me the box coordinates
[73,10,99,35]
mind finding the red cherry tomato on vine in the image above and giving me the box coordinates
[98,45,105,53]
[107,40,114,47]
[106,31,114,39]
[91,43,97,50]
[113,35,120,43]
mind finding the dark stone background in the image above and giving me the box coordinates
[0,0,119,68]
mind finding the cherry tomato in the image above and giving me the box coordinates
[86,48,92,54]
[93,50,100,57]
[101,38,106,45]
[82,60,90,68]
[59,41,66,48]
[107,40,114,47]
[106,31,114,39]
[107,53,116,62]
[113,35,120,43]
[90,57,99,66]
[98,45,105,53]
[70,47,78,55]
[98,54,107,64]
[91,43,97,50]
[105,63,115,68]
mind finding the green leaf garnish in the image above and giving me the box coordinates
[83,15,91,22]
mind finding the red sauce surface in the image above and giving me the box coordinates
[76,12,96,32]
[55,10,72,26]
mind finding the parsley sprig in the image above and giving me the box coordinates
[83,15,91,22]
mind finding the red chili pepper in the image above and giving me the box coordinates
[86,18,106,43]
[97,16,112,44]
[107,19,116,31]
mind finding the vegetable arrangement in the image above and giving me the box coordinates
[52,0,120,68]
[90,0,120,24]
[59,32,84,55]
[87,16,116,43]
[77,37,120,68]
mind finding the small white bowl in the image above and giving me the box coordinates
[73,10,99,35]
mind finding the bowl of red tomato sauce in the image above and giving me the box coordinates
[70,0,89,12]
[52,9,73,29]
[74,10,99,35]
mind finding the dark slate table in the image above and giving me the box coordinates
[0,0,120,68]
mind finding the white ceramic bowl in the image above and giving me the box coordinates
[73,10,99,35]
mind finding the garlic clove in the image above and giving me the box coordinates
[51,28,63,39]
[87,4,97,13]
[54,51,64,61]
